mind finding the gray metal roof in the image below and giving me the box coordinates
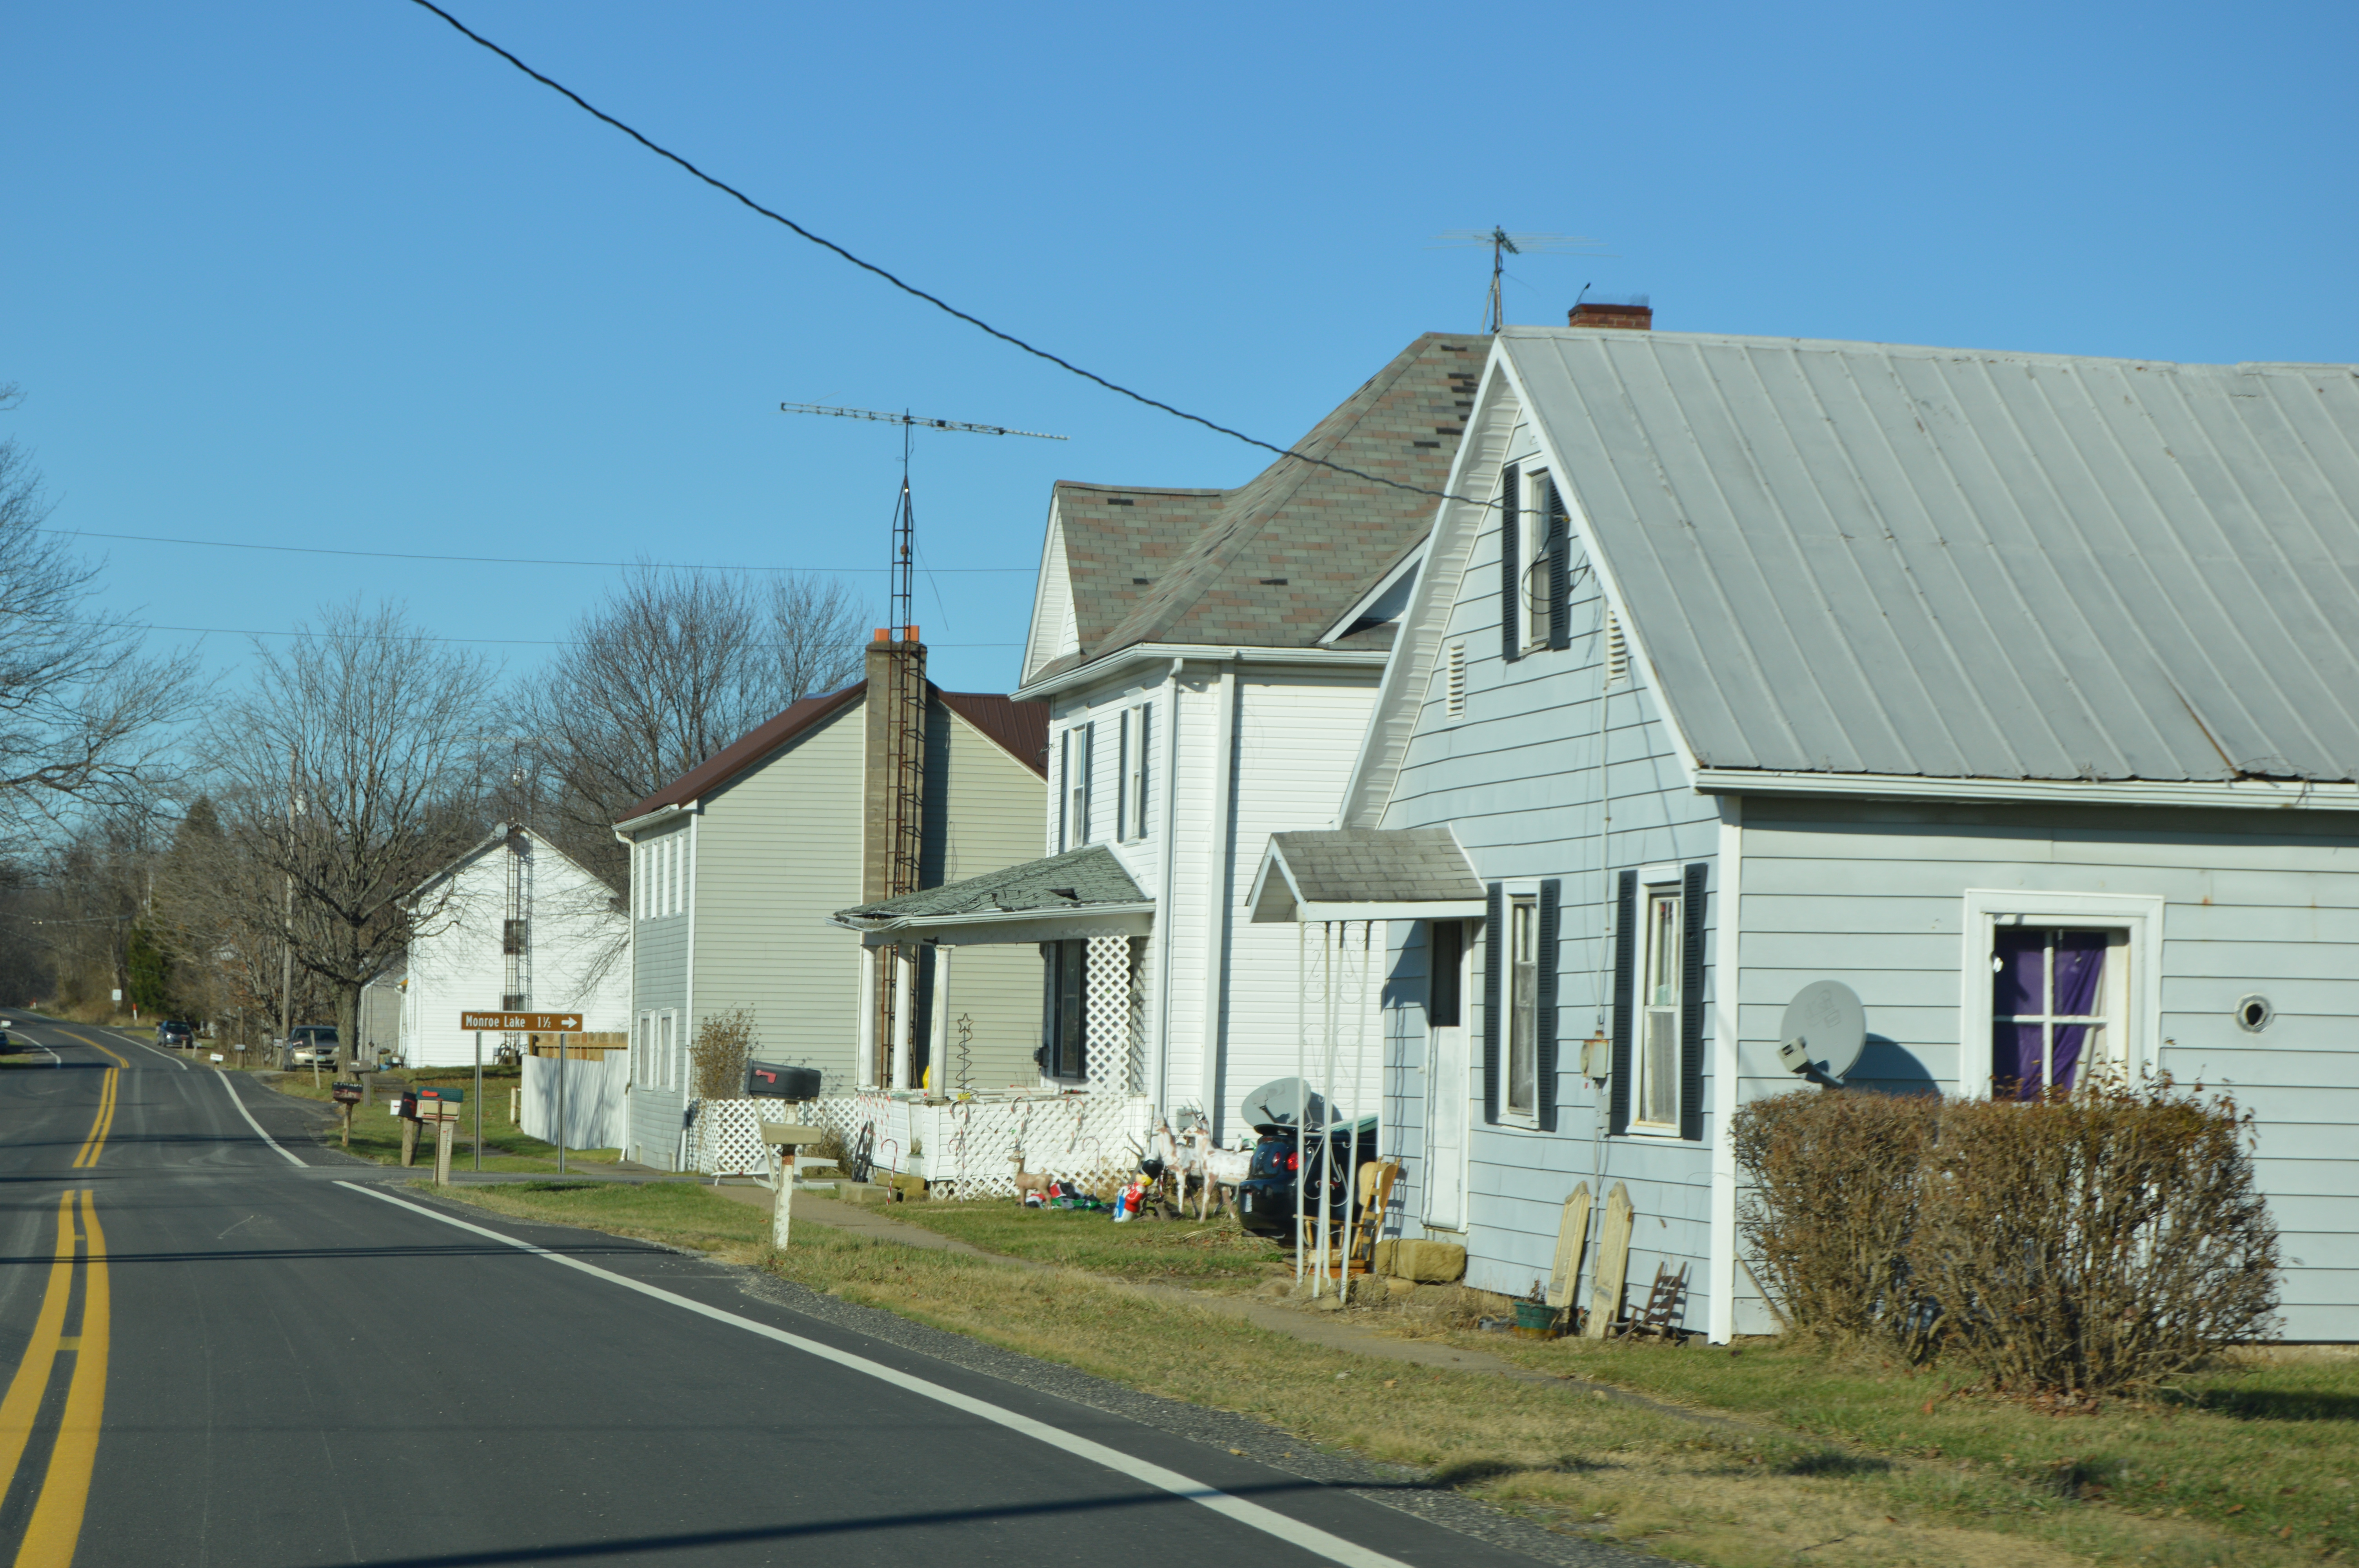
[833,845,1144,924]
[1507,328,2359,782]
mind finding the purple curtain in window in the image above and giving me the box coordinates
[2047,931,2106,1092]
[1992,929,2044,1098]
[1990,928,2106,1098]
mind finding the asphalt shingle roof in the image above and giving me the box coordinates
[834,845,1145,923]
[1264,828,1483,906]
[1031,334,1479,679]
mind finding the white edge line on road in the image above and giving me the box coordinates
[334,1180,1413,1568]
[105,1028,191,1071]
[220,1072,308,1166]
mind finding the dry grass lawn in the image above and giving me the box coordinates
[433,1183,2348,1568]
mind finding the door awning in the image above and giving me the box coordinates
[1247,828,1486,923]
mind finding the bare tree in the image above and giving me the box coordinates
[521,566,864,882]
[204,600,494,1058]
[0,385,198,844]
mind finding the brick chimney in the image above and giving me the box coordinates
[861,628,927,903]
[1568,300,1653,330]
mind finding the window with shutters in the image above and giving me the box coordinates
[1445,642,1467,720]
[1635,881,1682,1129]
[1506,895,1539,1119]
[1119,704,1150,841]
[1064,724,1094,847]
[1519,471,1553,653]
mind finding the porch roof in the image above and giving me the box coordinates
[1247,828,1486,923]
[830,845,1154,946]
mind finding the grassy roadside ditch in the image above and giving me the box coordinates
[425,1180,2339,1567]
[264,1068,622,1171]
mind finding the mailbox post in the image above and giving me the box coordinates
[331,1081,362,1147]
[757,1123,829,1250]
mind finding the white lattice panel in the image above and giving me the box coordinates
[803,1087,1151,1199]
[693,1097,798,1176]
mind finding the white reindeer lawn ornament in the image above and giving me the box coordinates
[1173,1110,1254,1221]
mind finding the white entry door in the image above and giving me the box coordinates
[1423,920,1470,1230]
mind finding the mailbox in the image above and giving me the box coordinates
[745,1061,821,1101]
[395,1090,419,1120]
[416,1085,463,1120]
[331,1082,363,1105]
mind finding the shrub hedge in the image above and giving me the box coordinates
[1732,1080,2279,1394]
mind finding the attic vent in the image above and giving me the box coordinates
[1604,609,1631,688]
[1445,641,1467,720]
[1259,577,1289,585]
[1132,577,1152,585]
[1414,440,1441,449]
[1106,497,1135,506]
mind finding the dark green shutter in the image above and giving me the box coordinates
[1482,882,1503,1125]
[1538,878,1561,1131]
[1680,862,1708,1142]
[1499,464,1520,664]
[1546,479,1572,651]
[1608,869,1636,1136]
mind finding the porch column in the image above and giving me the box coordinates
[856,946,878,1089]
[927,944,953,1093]
[891,946,916,1090]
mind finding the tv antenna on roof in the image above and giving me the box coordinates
[1432,228,1612,334]
[778,401,1065,644]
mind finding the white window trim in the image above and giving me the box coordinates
[1519,469,1552,654]
[1958,890,2163,1098]
[1626,869,1688,1137]
[1494,879,1542,1129]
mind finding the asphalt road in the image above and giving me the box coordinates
[0,1018,1572,1568]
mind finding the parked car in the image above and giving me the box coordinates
[155,1020,194,1050]
[284,1025,340,1067]
[1234,1121,1374,1245]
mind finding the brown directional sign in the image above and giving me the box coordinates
[459,1011,582,1032]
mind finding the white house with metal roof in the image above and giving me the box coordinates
[1333,318,2359,1339]
[834,334,1482,1166]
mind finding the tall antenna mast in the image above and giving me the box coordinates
[780,401,1067,638]
[780,399,1065,1090]
[1431,229,1612,333]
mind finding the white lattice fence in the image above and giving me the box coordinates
[691,1097,799,1176]
[801,1088,1150,1198]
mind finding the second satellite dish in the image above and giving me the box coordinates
[1776,980,1866,1080]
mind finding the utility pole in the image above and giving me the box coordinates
[280,743,296,1052]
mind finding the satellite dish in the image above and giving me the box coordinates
[1776,981,1866,1080]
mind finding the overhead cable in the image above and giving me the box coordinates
[403,0,1493,510]
[42,529,1033,575]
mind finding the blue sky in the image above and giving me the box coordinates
[6,0,2354,697]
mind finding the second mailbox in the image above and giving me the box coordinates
[745,1061,822,1101]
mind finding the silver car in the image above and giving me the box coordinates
[285,1025,340,1067]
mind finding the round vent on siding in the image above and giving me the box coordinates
[2234,994,2273,1034]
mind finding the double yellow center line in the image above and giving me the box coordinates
[56,1035,126,1173]
[0,1191,110,1567]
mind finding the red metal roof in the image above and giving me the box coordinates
[618,682,1048,825]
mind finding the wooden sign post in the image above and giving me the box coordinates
[459,1011,582,1173]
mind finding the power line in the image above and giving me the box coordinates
[403,0,1494,511]
[75,617,1020,651]
[41,529,1035,574]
